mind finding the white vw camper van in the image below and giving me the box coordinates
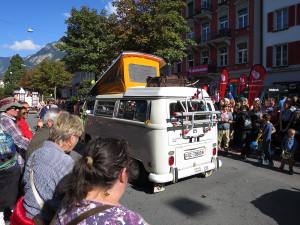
[84,87,222,192]
[83,52,222,192]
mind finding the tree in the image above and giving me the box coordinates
[19,59,72,96]
[77,80,94,99]
[113,0,194,64]
[59,6,119,78]
[3,54,25,95]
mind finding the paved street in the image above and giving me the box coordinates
[121,154,300,225]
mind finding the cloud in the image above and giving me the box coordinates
[8,40,41,51]
[104,1,116,14]
[63,12,71,18]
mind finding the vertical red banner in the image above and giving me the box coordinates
[248,64,266,106]
[218,68,229,99]
[237,73,247,95]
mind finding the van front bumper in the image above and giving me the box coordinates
[148,157,222,183]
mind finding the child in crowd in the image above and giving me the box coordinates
[279,128,298,175]
[260,113,276,166]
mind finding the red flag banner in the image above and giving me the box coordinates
[218,68,229,99]
[248,64,266,106]
[237,73,247,95]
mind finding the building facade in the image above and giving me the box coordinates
[175,0,261,84]
[263,0,300,92]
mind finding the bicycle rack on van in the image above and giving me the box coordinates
[173,96,220,139]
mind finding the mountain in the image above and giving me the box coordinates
[23,41,65,67]
[0,41,65,78]
[0,57,11,77]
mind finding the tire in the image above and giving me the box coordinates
[199,170,213,178]
[130,160,149,186]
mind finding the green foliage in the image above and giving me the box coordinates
[60,1,193,78]
[113,0,194,64]
[3,54,25,95]
[18,59,72,96]
[59,6,119,78]
[77,80,93,99]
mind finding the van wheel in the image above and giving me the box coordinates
[200,170,213,178]
[131,160,149,186]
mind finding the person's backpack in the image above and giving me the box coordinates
[0,125,17,170]
[242,113,252,130]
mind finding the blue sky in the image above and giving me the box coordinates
[0,0,115,57]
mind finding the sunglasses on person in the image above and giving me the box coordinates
[22,111,29,115]
[8,106,19,110]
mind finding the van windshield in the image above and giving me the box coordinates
[170,101,209,120]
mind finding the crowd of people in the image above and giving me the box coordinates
[1,92,299,224]
[0,97,149,225]
[216,94,300,174]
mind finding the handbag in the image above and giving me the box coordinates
[281,150,292,160]
[10,197,35,225]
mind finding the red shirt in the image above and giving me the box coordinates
[17,117,33,140]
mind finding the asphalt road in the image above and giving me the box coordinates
[121,154,300,225]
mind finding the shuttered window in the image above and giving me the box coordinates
[288,5,295,27]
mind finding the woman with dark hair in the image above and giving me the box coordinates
[16,102,33,140]
[53,137,149,225]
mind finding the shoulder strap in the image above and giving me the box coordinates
[29,155,45,208]
[65,205,113,225]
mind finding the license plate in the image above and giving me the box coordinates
[184,149,205,160]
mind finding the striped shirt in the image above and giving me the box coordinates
[0,112,29,149]
[23,141,74,219]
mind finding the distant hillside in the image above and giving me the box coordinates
[0,41,65,79]
[0,57,11,78]
[23,41,66,67]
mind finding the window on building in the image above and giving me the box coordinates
[176,62,182,74]
[275,8,288,31]
[188,54,194,68]
[187,1,194,18]
[219,15,229,31]
[238,8,248,29]
[219,47,228,66]
[187,25,194,40]
[218,0,228,5]
[237,42,248,64]
[202,23,210,42]
[201,50,209,64]
[202,0,210,9]
[274,44,288,67]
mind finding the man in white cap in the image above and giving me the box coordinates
[0,97,30,223]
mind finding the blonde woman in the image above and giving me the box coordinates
[22,112,84,223]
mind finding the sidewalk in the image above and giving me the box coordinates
[219,148,300,175]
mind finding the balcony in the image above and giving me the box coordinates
[198,33,212,47]
[218,0,229,6]
[194,3,212,20]
[210,28,231,45]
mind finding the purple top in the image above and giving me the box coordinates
[55,199,149,225]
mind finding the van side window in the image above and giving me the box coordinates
[94,101,115,117]
[207,103,212,111]
[117,100,148,122]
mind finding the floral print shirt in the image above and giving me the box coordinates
[55,200,149,225]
